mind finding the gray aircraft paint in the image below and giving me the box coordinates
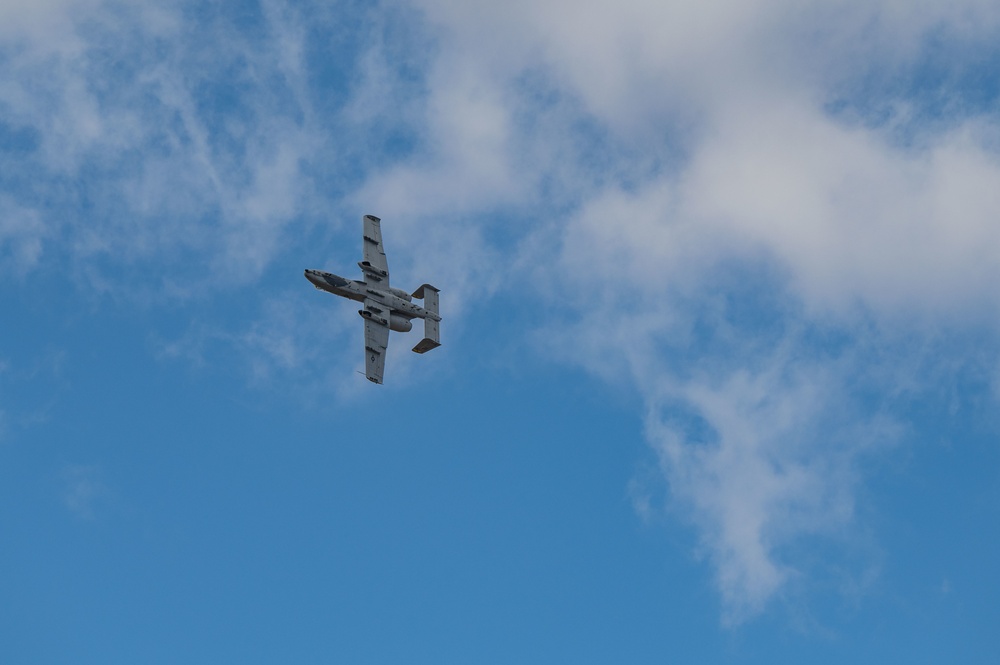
[305,215,441,384]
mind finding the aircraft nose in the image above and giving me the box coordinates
[304,269,323,287]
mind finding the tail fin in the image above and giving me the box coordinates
[411,284,441,354]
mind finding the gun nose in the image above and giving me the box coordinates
[304,269,323,287]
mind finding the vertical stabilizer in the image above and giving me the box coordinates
[411,284,441,354]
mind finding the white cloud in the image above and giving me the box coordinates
[0,0,96,51]
[682,105,1000,320]
[646,353,897,624]
[386,0,1000,621]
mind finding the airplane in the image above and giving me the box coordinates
[304,214,441,384]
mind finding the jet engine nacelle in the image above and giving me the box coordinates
[389,314,412,332]
[388,287,412,302]
[359,309,388,326]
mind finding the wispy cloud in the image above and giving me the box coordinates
[646,350,899,624]
[0,194,46,275]
[1,0,331,294]
[61,463,108,520]
[0,351,66,445]
[0,359,7,443]
[154,288,425,401]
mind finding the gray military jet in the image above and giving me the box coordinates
[304,214,441,384]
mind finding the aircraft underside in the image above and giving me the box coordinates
[304,215,441,383]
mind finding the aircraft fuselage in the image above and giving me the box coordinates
[303,269,434,321]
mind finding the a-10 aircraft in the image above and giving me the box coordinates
[304,215,441,384]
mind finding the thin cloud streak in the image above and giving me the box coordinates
[0,0,330,294]
[61,463,108,520]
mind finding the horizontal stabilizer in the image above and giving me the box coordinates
[412,337,440,354]
[411,284,438,300]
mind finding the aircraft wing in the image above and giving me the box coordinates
[362,299,390,384]
[362,214,390,287]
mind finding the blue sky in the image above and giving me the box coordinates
[2,0,1000,662]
